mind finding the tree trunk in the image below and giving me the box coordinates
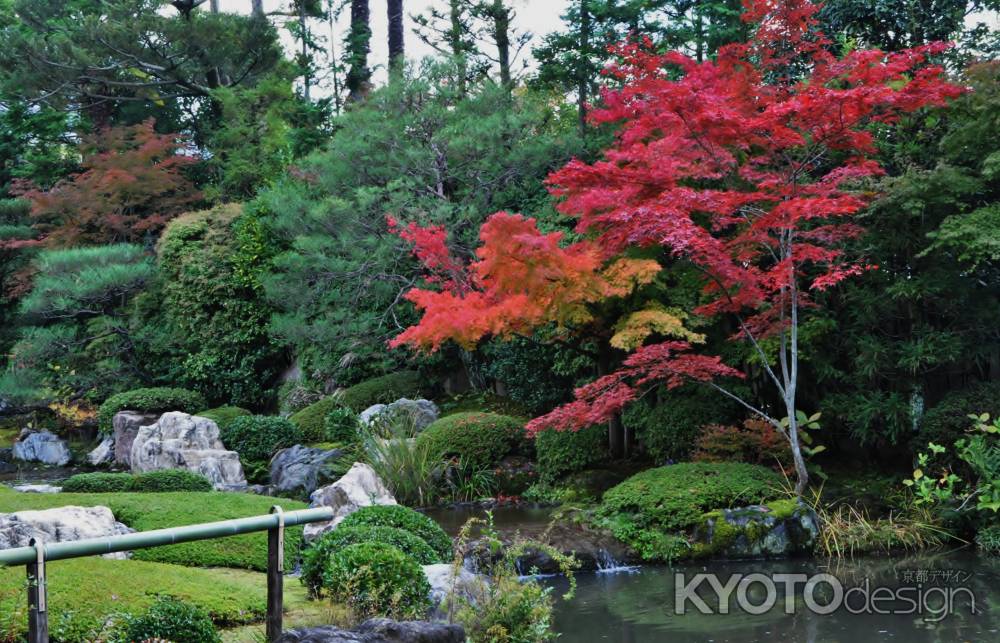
[207,0,229,87]
[300,1,311,101]
[346,0,372,102]
[388,0,405,76]
[449,0,467,95]
[251,0,264,18]
[490,1,512,88]
[598,341,626,459]
[578,0,590,138]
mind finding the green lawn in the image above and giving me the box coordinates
[0,486,308,571]
[0,558,268,642]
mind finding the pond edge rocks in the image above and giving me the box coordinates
[692,499,820,559]
[277,618,465,643]
[12,430,71,466]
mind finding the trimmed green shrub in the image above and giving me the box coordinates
[289,397,339,443]
[916,381,1000,466]
[195,406,251,430]
[220,415,301,462]
[301,525,441,597]
[324,406,361,444]
[61,470,213,493]
[62,473,134,493]
[623,385,742,462]
[321,542,431,620]
[338,505,452,560]
[336,371,423,413]
[598,462,783,561]
[117,595,221,643]
[98,387,206,433]
[132,470,213,492]
[417,412,526,470]
[535,425,606,484]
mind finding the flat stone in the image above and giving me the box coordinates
[0,506,133,559]
[11,484,62,494]
[277,619,465,643]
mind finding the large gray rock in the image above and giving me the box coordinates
[12,431,71,466]
[130,412,246,490]
[87,435,115,466]
[270,445,344,498]
[0,506,132,558]
[277,619,465,643]
[693,501,820,559]
[305,462,396,540]
[360,399,439,432]
[113,411,161,467]
[422,564,488,621]
[12,484,62,494]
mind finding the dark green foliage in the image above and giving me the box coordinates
[301,525,442,598]
[336,371,423,413]
[324,406,361,444]
[132,470,213,493]
[338,505,452,560]
[195,406,252,431]
[321,542,432,621]
[97,387,206,433]
[417,412,526,470]
[977,524,1000,556]
[62,470,212,493]
[623,385,742,463]
[598,463,783,560]
[478,335,584,415]
[136,205,282,408]
[220,415,301,463]
[917,382,1000,451]
[289,397,340,443]
[535,425,606,484]
[118,595,221,643]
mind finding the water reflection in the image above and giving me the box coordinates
[548,550,1000,642]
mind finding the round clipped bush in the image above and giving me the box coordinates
[118,595,221,643]
[416,412,526,470]
[301,525,441,597]
[321,542,431,620]
[600,462,783,534]
[195,406,251,431]
[62,472,134,493]
[535,424,606,484]
[98,387,206,433]
[220,415,302,462]
[324,406,361,444]
[289,397,339,443]
[336,371,423,413]
[338,505,452,560]
[132,469,213,492]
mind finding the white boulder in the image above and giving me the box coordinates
[130,412,246,490]
[423,564,488,621]
[87,436,115,466]
[12,484,62,494]
[0,506,132,558]
[13,431,71,466]
[304,462,396,540]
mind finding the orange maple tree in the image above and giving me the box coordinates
[391,0,963,493]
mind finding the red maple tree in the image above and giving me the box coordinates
[15,119,201,247]
[392,0,963,493]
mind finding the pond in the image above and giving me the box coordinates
[546,550,1000,642]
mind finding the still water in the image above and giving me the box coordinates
[548,551,1000,642]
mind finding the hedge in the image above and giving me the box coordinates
[61,470,212,493]
[416,412,526,470]
[195,406,251,430]
[98,387,206,433]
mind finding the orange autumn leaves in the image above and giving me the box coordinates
[389,212,669,351]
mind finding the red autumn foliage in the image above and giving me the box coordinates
[15,119,201,246]
[392,0,963,454]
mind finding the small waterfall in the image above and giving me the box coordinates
[594,548,640,574]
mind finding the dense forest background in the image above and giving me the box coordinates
[2,0,1000,469]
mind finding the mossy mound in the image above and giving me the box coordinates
[691,499,819,559]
